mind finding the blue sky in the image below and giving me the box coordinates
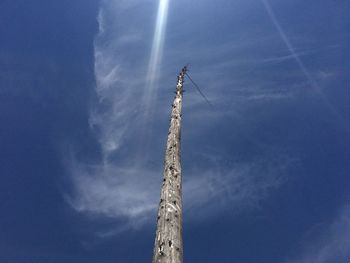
[1,0,350,262]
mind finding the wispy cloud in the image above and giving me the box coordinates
[286,203,350,263]
[65,0,300,236]
[66,162,159,226]
[183,155,293,221]
[65,0,168,233]
[91,2,149,159]
[66,151,293,232]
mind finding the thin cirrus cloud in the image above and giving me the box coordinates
[66,0,298,234]
[66,153,291,231]
[286,203,350,263]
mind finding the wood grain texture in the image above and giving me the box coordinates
[152,67,187,263]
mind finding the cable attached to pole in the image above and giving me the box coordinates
[185,72,213,107]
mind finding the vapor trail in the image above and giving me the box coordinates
[261,0,349,129]
[261,0,315,86]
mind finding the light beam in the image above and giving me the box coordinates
[143,0,170,117]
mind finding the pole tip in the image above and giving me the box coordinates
[181,65,188,74]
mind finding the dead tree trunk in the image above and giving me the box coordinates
[152,66,187,263]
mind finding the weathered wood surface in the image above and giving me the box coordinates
[152,67,187,263]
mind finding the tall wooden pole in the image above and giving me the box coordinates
[152,66,187,263]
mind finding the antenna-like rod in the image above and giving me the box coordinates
[152,66,187,263]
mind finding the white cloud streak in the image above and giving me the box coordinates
[66,163,159,226]
[287,203,350,263]
[66,153,291,232]
[91,2,148,160]
[261,0,316,86]
[183,158,290,220]
[65,0,298,235]
[261,0,350,130]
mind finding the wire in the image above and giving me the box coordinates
[185,72,213,107]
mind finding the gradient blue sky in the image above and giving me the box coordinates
[1,0,350,262]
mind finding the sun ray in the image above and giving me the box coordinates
[142,0,170,117]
